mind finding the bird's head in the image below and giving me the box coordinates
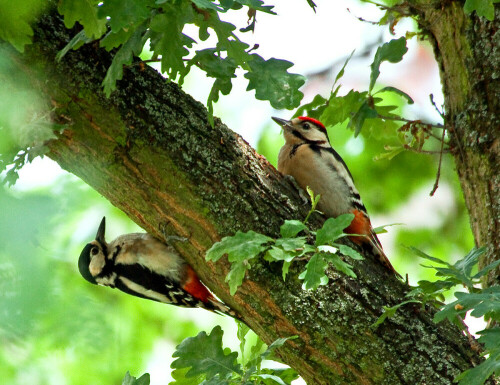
[78,216,108,285]
[272,116,329,145]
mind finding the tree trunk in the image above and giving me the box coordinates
[406,1,500,287]
[8,6,496,385]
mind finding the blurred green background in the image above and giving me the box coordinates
[0,0,474,384]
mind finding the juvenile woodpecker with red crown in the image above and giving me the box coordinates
[78,217,239,317]
[272,116,398,275]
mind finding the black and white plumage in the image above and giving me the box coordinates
[272,116,398,275]
[78,217,239,317]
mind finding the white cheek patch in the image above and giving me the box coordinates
[89,255,106,277]
[97,273,117,287]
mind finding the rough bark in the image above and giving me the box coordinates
[7,5,497,385]
[406,1,500,286]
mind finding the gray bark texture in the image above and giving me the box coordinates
[7,2,498,384]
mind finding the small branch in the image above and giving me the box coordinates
[377,113,444,130]
[430,127,447,196]
[403,145,450,155]
[346,8,380,25]
[429,94,445,118]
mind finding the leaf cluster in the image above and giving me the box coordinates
[206,190,362,293]
[375,246,500,385]
[0,54,60,186]
[167,324,299,385]
[55,0,310,123]
[293,37,446,160]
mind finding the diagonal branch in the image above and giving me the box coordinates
[12,8,491,385]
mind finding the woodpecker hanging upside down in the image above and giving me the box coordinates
[272,116,398,275]
[78,217,239,318]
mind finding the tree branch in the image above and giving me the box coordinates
[12,8,491,385]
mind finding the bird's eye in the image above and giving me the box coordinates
[91,246,99,256]
[302,122,310,130]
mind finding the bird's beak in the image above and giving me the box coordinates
[95,216,106,244]
[272,117,292,129]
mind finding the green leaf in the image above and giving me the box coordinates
[260,336,297,360]
[375,86,414,104]
[372,223,404,234]
[57,29,93,61]
[0,0,46,52]
[280,220,307,238]
[206,231,272,263]
[372,300,420,327]
[102,24,147,97]
[478,327,500,351]
[100,28,137,51]
[293,94,327,119]
[434,287,500,323]
[171,326,241,379]
[261,368,299,385]
[408,246,451,266]
[305,0,317,12]
[463,0,499,21]
[58,0,107,39]
[456,350,500,385]
[234,0,276,14]
[453,247,486,279]
[282,261,292,281]
[192,49,237,118]
[348,100,378,137]
[192,0,225,11]
[337,244,364,260]
[265,246,293,262]
[245,55,305,109]
[315,214,354,246]
[408,279,455,299]
[322,252,356,278]
[369,37,407,92]
[122,372,150,385]
[298,253,329,290]
[169,367,204,385]
[255,374,287,385]
[275,237,307,252]
[226,261,249,295]
[321,90,367,127]
[333,50,355,89]
[374,146,405,161]
[149,11,196,79]
[97,0,152,31]
[473,258,500,279]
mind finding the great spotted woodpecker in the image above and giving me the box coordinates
[78,217,239,317]
[272,116,398,275]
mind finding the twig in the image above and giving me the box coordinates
[429,127,447,196]
[346,8,379,25]
[429,94,445,118]
[377,113,444,130]
[403,145,450,155]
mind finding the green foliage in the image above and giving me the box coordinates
[169,325,299,384]
[0,53,59,185]
[463,0,500,21]
[122,372,150,385]
[207,201,362,293]
[172,326,241,379]
[0,0,46,51]
[54,0,305,120]
[369,37,408,93]
[245,56,306,109]
[206,231,272,294]
[374,246,500,385]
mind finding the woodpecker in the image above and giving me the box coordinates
[272,116,398,275]
[78,217,239,317]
